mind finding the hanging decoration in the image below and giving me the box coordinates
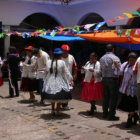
[117,29,123,37]
[123,13,134,18]
[94,21,106,31]
[105,20,116,23]
[133,10,140,16]
[125,29,132,37]
[135,29,140,35]
[84,24,95,31]
[0,9,140,44]
[115,16,125,20]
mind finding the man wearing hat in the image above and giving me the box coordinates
[61,44,77,109]
[33,48,49,104]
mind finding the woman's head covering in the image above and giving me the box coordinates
[24,46,34,51]
[61,44,70,51]
[53,48,64,55]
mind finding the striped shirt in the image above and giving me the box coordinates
[100,52,121,78]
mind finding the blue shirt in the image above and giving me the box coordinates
[100,52,121,78]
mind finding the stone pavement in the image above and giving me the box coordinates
[0,82,140,140]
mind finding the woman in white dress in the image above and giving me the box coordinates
[114,52,139,128]
[20,46,38,101]
[42,48,74,115]
[81,53,103,116]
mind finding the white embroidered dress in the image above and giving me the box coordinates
[21,56,37,79]
[43,60,73,95]
[119,62,137,97]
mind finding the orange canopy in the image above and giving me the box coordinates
[75,31,140,44]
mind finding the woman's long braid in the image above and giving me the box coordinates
[55,59,58,78]
[50,57,54,74]
[93,61,97,69]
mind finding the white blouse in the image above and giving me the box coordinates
[83,61,102,83]
[43,59,73,94]
[119,62,137,97]
[61,54,77,75]
[21,56,37,79]
[36,50,50,79]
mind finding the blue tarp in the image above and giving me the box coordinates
[39,34,140,50]
[39,34,85,42]
[113,44,140,50]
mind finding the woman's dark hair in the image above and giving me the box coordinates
[50,54,61,78]
[90,52,98,57]
[33,48,40,55]
[128,52,137,59]
[9,46,17,54]
[87,52,98,68]
[106,44,114,52]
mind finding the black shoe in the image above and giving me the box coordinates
[8,95,14,98]
[88,112,94,116]
[133,113,139,125]
[103,112,108,119]
[93,105,97,111]
[62,103,68,108]
[40,100,44,105]
[88,105,96,116]
[108,116,119,121]
[103,114,108,119]
[125,115,133,128]
[15,94,19,97]
[88,110,95,116]
[62,106,70,110]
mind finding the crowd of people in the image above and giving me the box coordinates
[0,44,140,128]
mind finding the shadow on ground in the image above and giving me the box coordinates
[78,110,106,120]
[18,99,38,104]
[40,113,71,120]
[108,122,140,136]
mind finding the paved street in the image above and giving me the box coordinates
[0,81,140,140]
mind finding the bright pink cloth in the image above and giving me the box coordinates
[81,81,104,102]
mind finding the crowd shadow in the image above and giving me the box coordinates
[40,112,71,120]
[27,102,51,107]
[78,110,105,120]
[18,99,38,104]
[0,95,5,99]
[108,122,140,136]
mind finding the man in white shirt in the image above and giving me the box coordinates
[133,57,140,121]
[61,44,77,109]
[33,48,49,104]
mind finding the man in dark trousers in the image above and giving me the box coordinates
[100,44,121,120]
[6,47,20,97]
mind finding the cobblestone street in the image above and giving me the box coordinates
[0,82,140,140]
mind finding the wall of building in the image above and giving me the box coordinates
[0,0,140,27]
[0,0,67,26]
[69,0,140,27]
